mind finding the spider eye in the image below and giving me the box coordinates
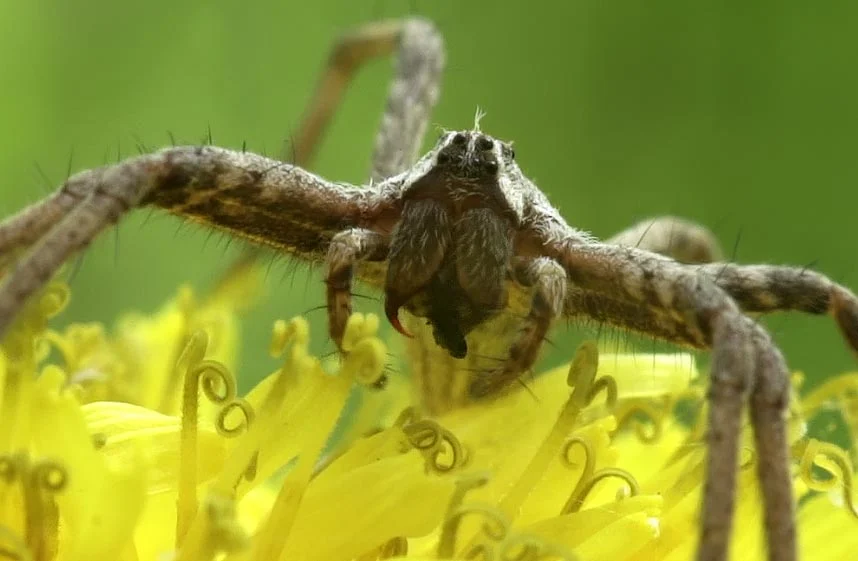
[476,136,493,151]
[452,133,467,145]
[484,159,499,174]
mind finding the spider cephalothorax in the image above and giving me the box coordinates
[1,16,857,561]
[385,130,521,357]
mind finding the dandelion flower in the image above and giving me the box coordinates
[1,272,856,561]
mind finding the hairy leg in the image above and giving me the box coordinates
[326,228,389,346]
[564,288,709,348]
[546,241,794,561]
[748,329,794,561]
[699,263,858,350]
[605,221,858,351]
[467,199,722,399]
[607,215,723,264]
[0,189,83,257]
[0,147,381,338]
[294,18,443,180]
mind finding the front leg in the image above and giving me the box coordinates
[0,147,389,339]
[325,228,389,346]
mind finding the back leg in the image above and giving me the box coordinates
[610,218,858,352]
[607,216,724,264]
[697,262,858,352]
[294,18,444,180]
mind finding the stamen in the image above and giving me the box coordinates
[494,533,579,561]
[177,330,242,546]
[401,418,465,473]
[802,373,858,459]
[248,314,384,561]
[436,473,491,558]
[1,283,69,452]
[268,318,308,359]
[562,467,640,515]
[497,342,616,520]
[560,436,640,514]
[559,437,595,513]
[214,399,257,486]
[0,453,67,561]
[614,400,665,443]
[439,474,577,561]
[213,318,312,497]
[795,438,858,519]
[174,490,248,561]
[378,536,408,559]
[393,406,419,428]
[214,399,255,438]
[447,505,510,560]
[40,323,106,377]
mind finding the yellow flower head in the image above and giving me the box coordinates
[1,273,856,561]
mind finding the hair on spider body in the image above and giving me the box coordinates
[383,131,520,355]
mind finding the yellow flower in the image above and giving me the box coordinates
[1,273,856,561]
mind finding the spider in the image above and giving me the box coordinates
[0,16,856,561]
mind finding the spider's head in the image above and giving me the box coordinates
[384,130,525,359]
[432,130,516,185]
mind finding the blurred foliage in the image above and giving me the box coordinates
[1,0,856,388]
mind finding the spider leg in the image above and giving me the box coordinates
[697,262,858,350]
[468,212,725,398]
[607,215,724,264]
[294,18,443,180]
[0,147,381,338]
[470,255,724,399]
[469,257,566,398]
[748,329,795,561]
[326,228,389,346]
[0,188,84,257]
[546,241,793,561]
[564,288,709,348]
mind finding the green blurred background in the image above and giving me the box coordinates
[1,0,856,389]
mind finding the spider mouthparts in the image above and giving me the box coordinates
[384,299,414,339]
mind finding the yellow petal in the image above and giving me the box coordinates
[82,401,229,495]
[284,453,455,561]
[29,370,146,561]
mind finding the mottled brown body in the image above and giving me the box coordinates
[0,16,857,561]
[385,132,518,357]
